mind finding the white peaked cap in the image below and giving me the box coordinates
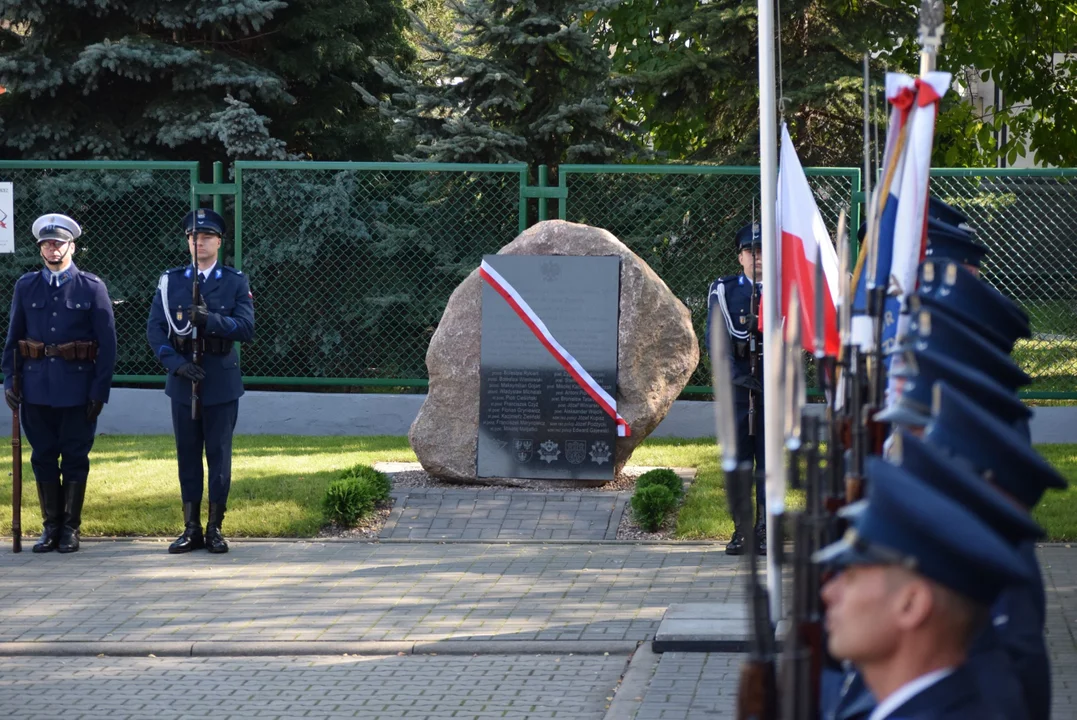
[32,213,82,243]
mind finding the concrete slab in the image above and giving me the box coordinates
[652,603,751,654]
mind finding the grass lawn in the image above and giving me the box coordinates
[0,435,417,538]
[1,436,1075,541]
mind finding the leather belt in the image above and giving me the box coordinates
[171,336,234,355]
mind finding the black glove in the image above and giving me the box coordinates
[733,374,763,393]
[188,301,210,328]
[86,400,104,422]
[4,388,21,412]
[175,363,206,382]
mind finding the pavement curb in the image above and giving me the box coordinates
[604,642,660,720]
[0,537,725,546]
[0,640,640,658]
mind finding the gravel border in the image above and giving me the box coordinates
[374,462,689,494]
[317,464,697,540]
[316,504,393,539]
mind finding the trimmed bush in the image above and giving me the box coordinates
[636,468,682,498]
[340,463,392,503]
[323,477,378,526]
[631,484,677,532]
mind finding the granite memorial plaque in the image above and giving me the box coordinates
[478,255,621,480]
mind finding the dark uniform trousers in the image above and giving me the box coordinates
[21,404,97,487]
[735,390,766,512]
[147,264,254,516]
[172,399,238,506]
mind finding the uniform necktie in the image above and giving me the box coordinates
[51,275,58,288]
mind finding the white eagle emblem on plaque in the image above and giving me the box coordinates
[513,439,533,463]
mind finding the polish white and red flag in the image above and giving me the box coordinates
[776,122,841,356]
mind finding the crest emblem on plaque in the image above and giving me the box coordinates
[565,440,587,464]
[541,259,561,282]
[513,439,534,463]
[538,440,561,464]
[589,441,612,465]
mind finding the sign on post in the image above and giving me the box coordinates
[0,183,13,254]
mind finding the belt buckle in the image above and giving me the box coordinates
[44,346,58,358]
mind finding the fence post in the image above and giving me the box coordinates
[537,164,549,221]
[558,169,568,220]
[519,168,529,233]
[233,164,242,273]
[212,162,224,215]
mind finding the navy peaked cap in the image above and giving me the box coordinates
[814,458,1032,605]
[926,383,1068,509]
[927,196,974,232]
[897,305,1031,391]
[183,208,226,236]
[734,222,761,250]
[889,430,1044,546]
[876,348,1031,429]
[925,218,989,268]
[913,260,1030,352]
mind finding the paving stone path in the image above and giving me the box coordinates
[0,654,629,720]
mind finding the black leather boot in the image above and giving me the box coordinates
[58,481,86,554]
[754,517,767,557]
[32,480,63,553]
[725,527,745,556]
[168,502,205,554]
[205,503,229,554]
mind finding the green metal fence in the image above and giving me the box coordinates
[0,161,1073,399]
[0,161,198,383]
[557,165,861,394]
[232,162,528,385]
[930,169,1077,397]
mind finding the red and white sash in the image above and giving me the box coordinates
[479,259,630,437]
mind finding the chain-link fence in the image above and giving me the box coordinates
[233,162,526,383]
[557,165,860,393]
[0,161,198,380]
[0,161,1073,398]
[930,170,1077,395]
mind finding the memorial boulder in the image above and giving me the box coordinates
[409,220,699,483]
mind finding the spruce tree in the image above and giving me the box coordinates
[0,0,413,161]
[358,0,640,167]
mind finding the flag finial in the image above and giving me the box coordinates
[918,0,945,71]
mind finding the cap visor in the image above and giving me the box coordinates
[873,405,929,427]
[812,537,872,568]
[837,499,869,521]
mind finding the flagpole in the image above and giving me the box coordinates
[758,0,783,624]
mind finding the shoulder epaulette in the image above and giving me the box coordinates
[81,272,101,283]
[220,266,243,276]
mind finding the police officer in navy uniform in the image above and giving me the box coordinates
[147,208,254,554]
[815,459,1032,720]
[706,223,765,555]
[2,214,117,553]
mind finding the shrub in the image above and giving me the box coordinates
[323,477,378,527]
[636,468,682,498]
[631,484,677,532]
[339,463,392,503]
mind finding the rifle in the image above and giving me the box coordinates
[710,299,778,720]
[10,347,21,553]
[189,230,204,421]
[748,241,762,437]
